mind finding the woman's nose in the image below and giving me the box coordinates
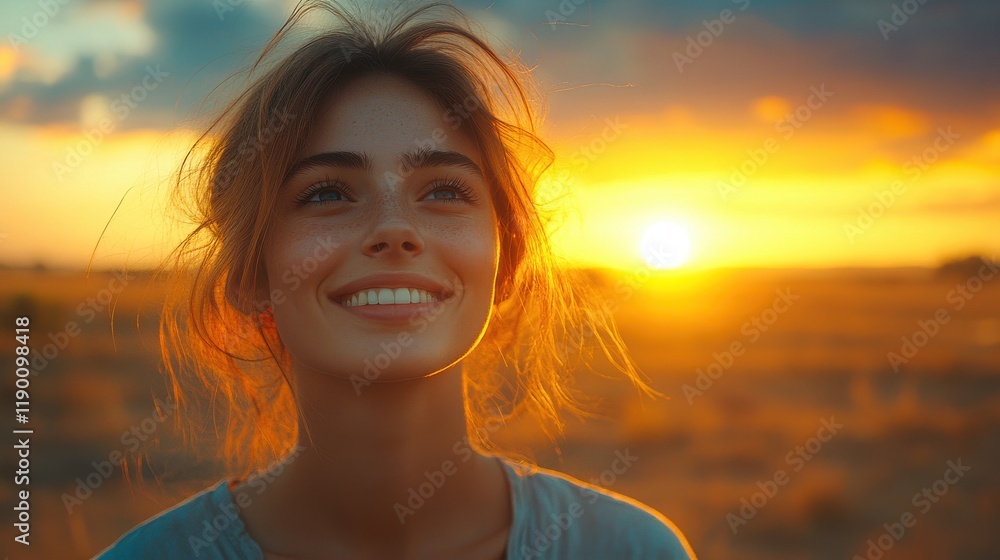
[361,198,425,257]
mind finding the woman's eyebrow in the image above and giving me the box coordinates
[284,148,484,182]
[284,151,372,182]
[399,148,484,180]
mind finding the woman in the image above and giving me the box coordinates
[95,1,696,558]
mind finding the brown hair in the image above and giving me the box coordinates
[157,0,660,480]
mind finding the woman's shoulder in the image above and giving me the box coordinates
[92,479,259,560]
[501,457,697,559]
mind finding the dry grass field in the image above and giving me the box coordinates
[0,262,998,559]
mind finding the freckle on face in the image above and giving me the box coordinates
[264,73,500,383]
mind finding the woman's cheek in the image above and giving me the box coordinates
[271,226,345,287]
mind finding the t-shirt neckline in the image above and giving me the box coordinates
[214,455,523,560]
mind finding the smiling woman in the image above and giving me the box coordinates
[93,1,695,558]
[266,73,503,390]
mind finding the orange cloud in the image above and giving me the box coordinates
[0,46,17,83]
[752,96,791,123]
[851,104,930,139]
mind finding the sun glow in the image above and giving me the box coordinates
[640,221,692,269]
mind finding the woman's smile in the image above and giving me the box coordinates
[332,288,455,324]
[338,287,442,306]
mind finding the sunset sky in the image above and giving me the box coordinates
[1,0,997,271]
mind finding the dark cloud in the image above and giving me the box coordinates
[2,0,998,131]
[0,0,281,129]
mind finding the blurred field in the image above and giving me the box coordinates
[0,262,998,559]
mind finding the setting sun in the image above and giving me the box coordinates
[640,221,692,269]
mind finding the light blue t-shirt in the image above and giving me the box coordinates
[94,457,695,559]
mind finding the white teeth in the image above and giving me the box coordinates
[394,287,411,304]
[378,288,393,305]
[342,287,440,306]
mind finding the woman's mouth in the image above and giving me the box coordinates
[338,287,444,307]
[331,288,453,323]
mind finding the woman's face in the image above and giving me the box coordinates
[262,74,499,387]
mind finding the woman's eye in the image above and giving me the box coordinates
[294,182,350,206]
[425,187,460,201]
[309,189,348,203]
[424,181,477,204]
[295,180,476,206]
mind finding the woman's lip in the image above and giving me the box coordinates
[331,294,452,323]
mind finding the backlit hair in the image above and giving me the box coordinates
[157,0,660,481]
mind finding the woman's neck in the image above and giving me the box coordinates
[232,362,512,558]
